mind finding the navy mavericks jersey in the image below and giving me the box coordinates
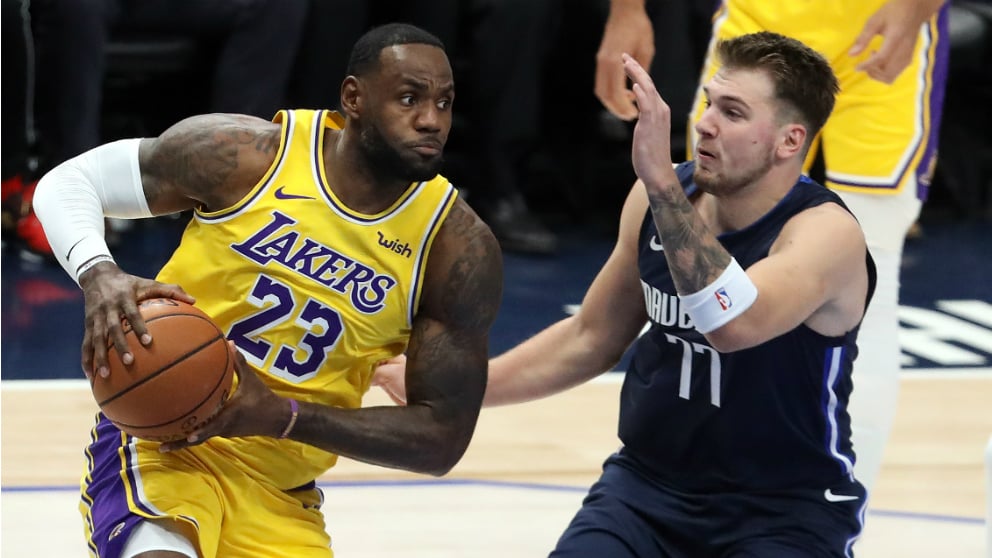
[620,161,877,492]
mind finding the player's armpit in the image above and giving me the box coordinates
[139,113,280,215]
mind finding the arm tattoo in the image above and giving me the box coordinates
[409,203,502,376]
[143,115,275,208]
[647,185,731,294]
[437,205,503,336]
[254,128,280,157]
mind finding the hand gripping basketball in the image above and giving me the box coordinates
[158,341,299,453]
[90,298,234,442]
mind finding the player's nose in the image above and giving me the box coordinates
[694,110,717,138]
[414,105,443,133]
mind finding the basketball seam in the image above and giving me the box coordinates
[111,345,232,430]
[96,331,225,408]
[108,311,206,341]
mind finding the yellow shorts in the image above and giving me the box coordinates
[81,415,336,557]
[688,0,949,201]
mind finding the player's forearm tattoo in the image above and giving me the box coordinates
[646,184,731,294]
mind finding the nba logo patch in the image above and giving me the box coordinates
[715,288,732,311]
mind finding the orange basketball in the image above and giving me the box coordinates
[91,298,234,442]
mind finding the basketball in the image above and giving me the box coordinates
[91,298,235,442]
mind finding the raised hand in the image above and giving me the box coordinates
[622,53,675,189]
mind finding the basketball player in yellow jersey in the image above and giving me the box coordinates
[595,0,947,505]
[33,23,503,558]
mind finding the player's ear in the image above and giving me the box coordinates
[778,123,806,160]
[340,76,362,120]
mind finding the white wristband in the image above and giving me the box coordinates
[74,254,116,281]
[678,258,758,334]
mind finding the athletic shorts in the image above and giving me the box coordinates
[80,414,333,558]
[550,453,866,558]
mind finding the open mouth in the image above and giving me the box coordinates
[696,147,716,160]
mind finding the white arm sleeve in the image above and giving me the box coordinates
[33,138,153,284]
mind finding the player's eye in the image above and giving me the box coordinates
[400,95,415,106]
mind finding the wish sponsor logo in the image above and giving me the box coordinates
[376,231,413,258]
[274,185,315,201]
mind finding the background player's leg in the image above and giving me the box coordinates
[836,187,920,493]
[816,7,948,496]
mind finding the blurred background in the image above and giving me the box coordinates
[2,0,990,371]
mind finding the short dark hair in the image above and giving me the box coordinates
[346,23,445,78]
[716,31,839,142]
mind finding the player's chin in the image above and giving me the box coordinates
[405,158,444,182]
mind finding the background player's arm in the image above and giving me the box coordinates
[848,0,947,83]
[595,0,653,120]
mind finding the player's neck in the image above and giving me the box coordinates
[323,128,412,214]
[702,165,801,233]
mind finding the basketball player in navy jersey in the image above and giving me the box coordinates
[375,32,876,556]
[597,0,948,502]
[34,24,503,558]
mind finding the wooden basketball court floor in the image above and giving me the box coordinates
[2,218,991,556]
[2,373,990,557]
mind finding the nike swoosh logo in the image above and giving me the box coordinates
[274,186,315,200]
[823,489,858,502]
[649,235,664,252]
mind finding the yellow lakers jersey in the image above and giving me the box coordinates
[154,109,457,482]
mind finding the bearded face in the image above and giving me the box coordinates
[692,146,775,196]
[358,117,444,183]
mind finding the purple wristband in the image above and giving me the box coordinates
[279,399,299,439]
